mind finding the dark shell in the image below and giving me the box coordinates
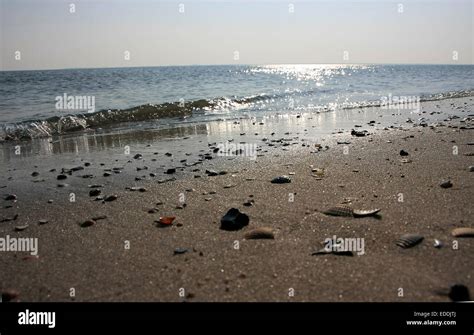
[104,195,118,202]
[451,227,474,237]
[323,205,353,217]
[271,176,291,184]
[440,180,453,188]
[312,248,354,256]
[396,234,424,248]
[244,227,274,239]
[173,248,188,255]
[80,220,95,228]
[89,189,101,197]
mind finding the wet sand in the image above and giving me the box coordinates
[0,97,473,302]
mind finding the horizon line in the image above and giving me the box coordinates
[1,62,473,72]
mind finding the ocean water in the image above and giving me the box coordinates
[0,64,473,140]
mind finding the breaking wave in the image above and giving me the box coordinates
[1,89,473,141]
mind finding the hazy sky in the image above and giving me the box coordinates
[0,0,472,70]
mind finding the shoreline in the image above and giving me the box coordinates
[0,97,473,302]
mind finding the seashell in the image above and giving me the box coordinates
[89,189,101,197]
[312,248,354,256]
[38,219,48,225]
[353,208,381,217]
[14,224,29,231]
[127,187,147,192]
[322,205,353,217]
[440,180,453,188]
[91,215,107,221]
[104,195,118,202]
[451,227,474,237]
[244,227,274,240]
[396,234,424,248]
[157,216,176,226]
[80,220,95,228]
[433,239,443,248]
[173,248,188,255]
[271,176,291,184]
[311,168,325,176]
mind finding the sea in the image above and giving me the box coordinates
[0,64,473,140]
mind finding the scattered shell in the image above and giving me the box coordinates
[322,205,353,217]
[400,158,412,164]
[80,220,95,228]
[223,184,236,189]
[173,248,188,255]
[205,169,219,176]
[127,186,147,192]
[396,234,424,248]
[91,215,107,221]
[440,180,453,188]
[89,189,101,197]
[157,216,176,226]
[433,239,443,248]
[353,208,381,217]
[243,200,254,207]
[0,214,18,222]
[38,219,48,225]
[312,249,354,256]
[244,227,274,239]
[271,176,291,184]
[14,224,29,231]
[4,194,17,201]
[104,195,118,202]
[451,227,474,237]
[311,168,325,176]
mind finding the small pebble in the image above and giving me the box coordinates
[89,189,101,197]
[399,150,409,156]
[440,180,453,188]
[104,195,118,202]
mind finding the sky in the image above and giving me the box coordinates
[0,0,472,70]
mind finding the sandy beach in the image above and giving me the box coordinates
[0,96,473,302]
